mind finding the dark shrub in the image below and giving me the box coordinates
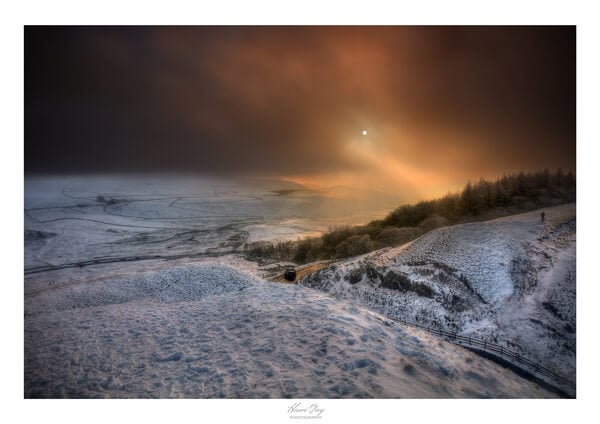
[293,237,324,263]
[345,268,364,285]
[412,282,434,298]
[334,234,373,258]
[376,226,422,247]
[381,271,412,291]
[418,214,449,231]
[364,263,382,285]
[381,271,433,298]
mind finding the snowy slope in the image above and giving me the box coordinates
[24,263,552,398]
[300,204,576,387]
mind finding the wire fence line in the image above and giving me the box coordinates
[389,317,575,391]
[300,261,574,392]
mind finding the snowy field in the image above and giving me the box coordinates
[301,203,576,391]
[25,263,553,398]
[25,175,394,281]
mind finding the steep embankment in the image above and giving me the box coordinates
[25,263,552,398]
[301,204,576,388]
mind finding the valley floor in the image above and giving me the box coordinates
[24,176,575,398]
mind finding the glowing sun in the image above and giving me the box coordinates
[362,130,367,136]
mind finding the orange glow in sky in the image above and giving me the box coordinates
[26,26,575,198]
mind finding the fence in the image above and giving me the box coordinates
[299,261,575,393]
[390,317,575,392]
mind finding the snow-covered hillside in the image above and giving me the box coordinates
[25,263,552,398]
[301,204,576,388]
[23,176,575,398]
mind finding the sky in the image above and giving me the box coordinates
[25,26,575,200]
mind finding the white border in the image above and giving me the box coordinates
[3,1,599,423]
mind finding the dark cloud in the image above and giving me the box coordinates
[25,26,575,196]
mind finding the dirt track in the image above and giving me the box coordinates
[267,261,332,284]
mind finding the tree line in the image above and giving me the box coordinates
[244,169,575,264]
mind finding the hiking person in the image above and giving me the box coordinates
[541,211,546,223]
